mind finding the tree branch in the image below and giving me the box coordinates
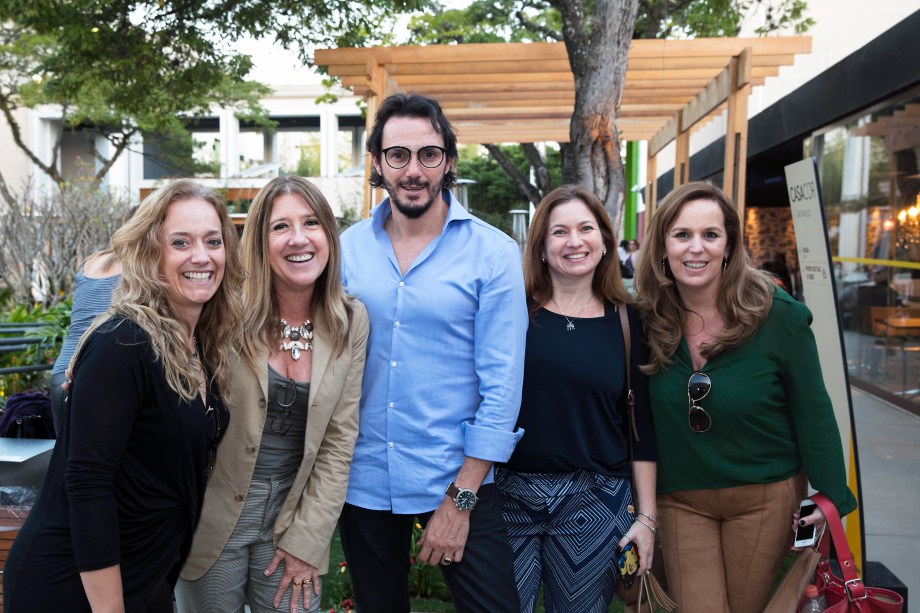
[514,11,562,41]
[93,128,138,185]
[521,143,552,198]
[484,144,543,207]
[0,169,17,207]
[0,94,62,184]
[549,0,589,79]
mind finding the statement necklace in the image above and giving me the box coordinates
[551,296,593,331]
[280,319,313,360]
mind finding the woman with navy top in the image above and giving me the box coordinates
[495,185,657,612]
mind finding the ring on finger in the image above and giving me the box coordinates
[440,555,453,566]
[294,580,303,588]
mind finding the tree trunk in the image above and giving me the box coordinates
[554,0,639,222]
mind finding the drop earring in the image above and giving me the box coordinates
[603,249,607,257]
[660,258,667,275]
[722,259,728,272]
[541,256,546,264]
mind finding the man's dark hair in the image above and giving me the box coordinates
[367,93,458,189]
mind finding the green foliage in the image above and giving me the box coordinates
[407,0,561,44]
[0,0,423,186]
[407,0,812,45]
[337,205,362,232]
[407,522,450,600]
[636,0,814,38]
[0,300,71,397]
[458,144,562,231]
[294,147,321,178]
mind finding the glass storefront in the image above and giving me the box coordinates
[808,88,920,410]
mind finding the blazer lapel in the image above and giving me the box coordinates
[305,310,333,448]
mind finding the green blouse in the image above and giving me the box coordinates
[649,290,857,516]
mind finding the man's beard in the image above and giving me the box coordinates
[383,175,444,219]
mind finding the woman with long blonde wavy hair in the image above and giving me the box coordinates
[177,176,369,613]
[4,179,243,613]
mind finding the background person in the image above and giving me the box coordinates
[176,176,368,613]
[338,92,528,613]
[48,249,121,434]
[634,181,856,613]
[622,239,640,278]
[3,180,243,612]
[49,204,139,434]
[495,185,657,612]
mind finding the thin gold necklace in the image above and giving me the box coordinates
[551,295,593,331]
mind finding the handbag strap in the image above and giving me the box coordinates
[618,304,639,443]
[810,493,867,601]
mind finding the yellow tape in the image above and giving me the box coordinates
[832,256,920,271]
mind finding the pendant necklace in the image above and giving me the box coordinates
[280,319,313,360]
[551,296,593,331]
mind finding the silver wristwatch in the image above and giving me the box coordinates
[445,481,478,511]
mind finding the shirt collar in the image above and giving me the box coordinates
[370,189,471,236]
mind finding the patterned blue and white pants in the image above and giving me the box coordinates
[495,468,634,613]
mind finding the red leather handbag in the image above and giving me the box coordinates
[810,493,903,613]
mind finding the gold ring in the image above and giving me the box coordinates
[304,579,312,584]
[294,580,303,588]
[441,556,453,566]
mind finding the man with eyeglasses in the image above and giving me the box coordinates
[339,92,527,612]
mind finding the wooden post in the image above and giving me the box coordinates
[723,47,752,221]
[675,113,690,187]
[646,150,658,225]
[363,56,390,218]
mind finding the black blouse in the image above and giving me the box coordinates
[503,304,656,476]
[3,317,228,612]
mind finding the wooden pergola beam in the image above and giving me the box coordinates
[314,36,812,215]
[314,37,810,65]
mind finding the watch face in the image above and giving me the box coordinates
[455,489,477,510]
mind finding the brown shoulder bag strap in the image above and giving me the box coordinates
[618,304,639,443]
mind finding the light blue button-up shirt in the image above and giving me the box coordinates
[340,192,527,514]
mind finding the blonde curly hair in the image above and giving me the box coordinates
[72,179,243,403]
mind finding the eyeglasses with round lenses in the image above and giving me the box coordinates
[687,371,712,434]
[381,145,447,169]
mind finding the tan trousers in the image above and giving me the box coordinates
[658,473,806,613]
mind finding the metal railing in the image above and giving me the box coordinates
[0,323,56,376]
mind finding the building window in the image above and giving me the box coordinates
[337,116,365,175]
[811,88,920,408]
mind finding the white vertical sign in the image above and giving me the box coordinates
[785,158,861,552]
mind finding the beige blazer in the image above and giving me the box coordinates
[180,301,368,579]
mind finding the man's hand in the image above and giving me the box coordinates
[416,496,471,566]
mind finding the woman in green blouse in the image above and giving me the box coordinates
[634,182,856,613]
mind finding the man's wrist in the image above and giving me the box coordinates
[445,481,478,511]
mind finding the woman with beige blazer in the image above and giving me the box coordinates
[175,176,369,613]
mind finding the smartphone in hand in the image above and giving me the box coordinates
[794,499,819,547]
[617,541,640,588]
